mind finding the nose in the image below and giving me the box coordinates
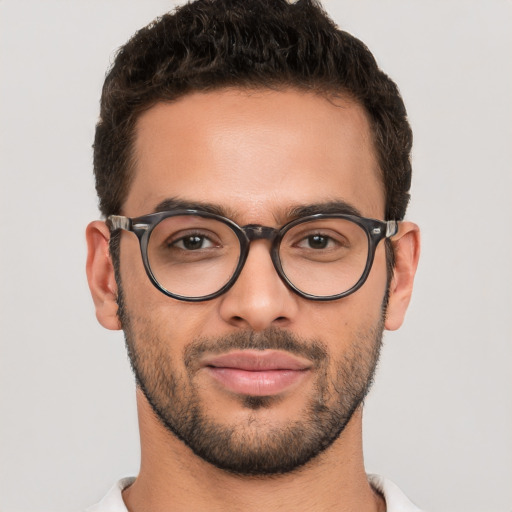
[218,240,299,331]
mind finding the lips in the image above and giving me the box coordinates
[201,350,312,396]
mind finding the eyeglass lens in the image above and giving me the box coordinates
[146,215,369,299]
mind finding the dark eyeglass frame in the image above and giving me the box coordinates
[108,209,398,302]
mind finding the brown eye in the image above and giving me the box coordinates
[306,235,329,249]
[174,235,211,250]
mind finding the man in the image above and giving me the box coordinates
[86,0,420,510]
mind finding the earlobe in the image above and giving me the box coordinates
[86,221,122,331]
[384,221,420,331]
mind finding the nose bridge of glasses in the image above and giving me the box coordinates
[242,224,279,243]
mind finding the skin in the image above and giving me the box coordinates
[86,88,420,512]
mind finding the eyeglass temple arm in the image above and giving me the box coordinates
[386,220,398,237]
[108,215,131,231]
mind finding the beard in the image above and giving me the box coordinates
[117,284,385,476]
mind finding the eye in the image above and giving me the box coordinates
[296,234,337,250]
[172,234,216,250]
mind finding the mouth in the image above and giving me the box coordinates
[201,350,313,396]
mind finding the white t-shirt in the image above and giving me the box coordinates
[86,474,422,511]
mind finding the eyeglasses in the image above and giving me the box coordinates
[108,210,398,302]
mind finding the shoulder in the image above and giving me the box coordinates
[368,474,423,512]
[85,477,135,512]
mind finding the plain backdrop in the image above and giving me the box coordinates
[1,1,511,511]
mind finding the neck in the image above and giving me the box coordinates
[123,389,384,512]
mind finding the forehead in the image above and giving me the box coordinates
[126,88,384,222]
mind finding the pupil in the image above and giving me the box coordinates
[309,235,327,249]
[183,235,203,250]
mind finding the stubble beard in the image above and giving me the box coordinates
[117,284,385,476]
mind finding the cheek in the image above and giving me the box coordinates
[359,239,390,293]
[352,249,389,326]
[119,235,158,308]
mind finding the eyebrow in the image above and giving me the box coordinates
[286,201,363,219]
[153,198,236,218]
[152,197,364,223]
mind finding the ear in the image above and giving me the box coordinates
[86,221,121,331]
[385,221,421,331]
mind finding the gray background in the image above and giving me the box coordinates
[1,1,511,510]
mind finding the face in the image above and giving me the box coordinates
[112,89,392,474]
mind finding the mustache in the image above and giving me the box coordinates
[184,327,328,369]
